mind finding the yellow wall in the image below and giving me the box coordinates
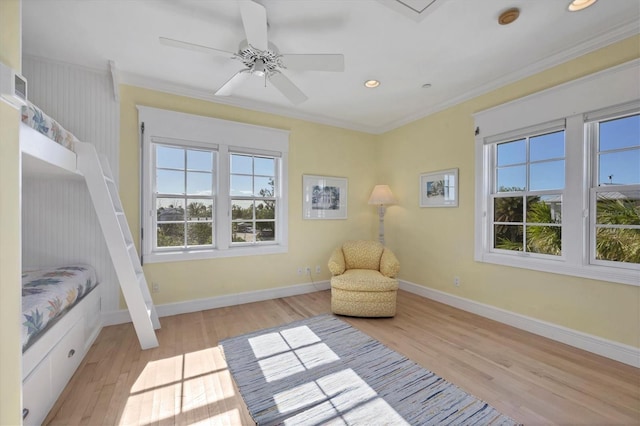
[119,36,640,348]
[0,0,23,424]
[378,35,640,348]
[120,86,378,305]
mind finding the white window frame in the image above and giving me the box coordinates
[474,59,640,286]
[585,108,640,269]
[489,122,566,259]
[152,139,218,252]
[229,150,279,246]
[138,106,289,263]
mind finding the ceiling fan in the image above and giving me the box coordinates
[160,0,345,105]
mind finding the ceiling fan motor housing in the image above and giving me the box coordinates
[236,40,282,74]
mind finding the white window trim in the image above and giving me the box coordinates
[150,136,218,254]
[138,106,289,263]
[474,59,640,286]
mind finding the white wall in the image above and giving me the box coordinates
[21,56,121,312]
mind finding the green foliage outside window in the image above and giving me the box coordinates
[231,178,276,243]
[595,197,640,263]
[494,196,561,255]
[494,191,640,263]
[157,201,213,247]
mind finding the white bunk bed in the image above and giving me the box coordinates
[20,114,103,425]
[19,102,160,425]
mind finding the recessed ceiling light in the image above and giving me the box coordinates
[364,79,380,88]
[568,0,597,11]
[498,8,520,25]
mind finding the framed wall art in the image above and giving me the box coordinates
[419,168,458,207]
[302,175,348,219]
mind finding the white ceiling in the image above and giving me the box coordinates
[21,0,640,134]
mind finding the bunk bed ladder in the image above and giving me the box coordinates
[75,141,160,350]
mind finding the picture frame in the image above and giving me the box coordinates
[419,168,458,207]
[302,175,348,219]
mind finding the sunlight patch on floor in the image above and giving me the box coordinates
[131,354,184,393]
[250,326,339,382]
[273,368,408,425]
[184,348,220,378]
[121,347,240,424]
[249,325,321,357]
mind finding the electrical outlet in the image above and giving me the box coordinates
[315,265,321,274]
[453,277,460,287]
[305,266,311,274]
[152,282,160,293]
[297,267,303,275]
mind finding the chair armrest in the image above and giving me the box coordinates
[380,248,400,278]
[328,248,346,276]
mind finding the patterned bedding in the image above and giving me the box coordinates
[22,265,98,352]
[21,100,79,151]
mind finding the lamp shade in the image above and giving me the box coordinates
[368,185,397,205]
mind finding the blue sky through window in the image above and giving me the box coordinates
[496,131,565,191]
[156,145,213,195]
[497,116,640,191]
[230,154,275,197]
[598,114,640,186]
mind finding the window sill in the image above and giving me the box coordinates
[476,251,640,286]
[143,244,288,263]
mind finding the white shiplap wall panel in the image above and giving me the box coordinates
[22,56,121,312]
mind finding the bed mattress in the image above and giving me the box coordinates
[21,101,79,151]
[22,265,98,352]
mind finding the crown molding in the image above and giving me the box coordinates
[25,19,639,136]
[118,71,375,134]
[23,54,110,76]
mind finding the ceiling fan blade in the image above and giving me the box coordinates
[238,0,268,51]
[280,54,345,72]
[159,37,235,57]
[269,72,308,105]
[215,70,252,96]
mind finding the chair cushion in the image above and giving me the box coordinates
[342,240,384,270]
[331,283,397,317]
[331,269,398,292]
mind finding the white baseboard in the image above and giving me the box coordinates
[399,280,640,368]
[101,280,330,327]
[101,278,638,368]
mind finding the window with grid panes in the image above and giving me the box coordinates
[491,129,565,257]
[588,113,640,267]
[230,153,278,245]
[139,106,289,263]
[153,144,215,250]
[473,61,639,285]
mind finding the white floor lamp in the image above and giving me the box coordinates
[368,185,397,245]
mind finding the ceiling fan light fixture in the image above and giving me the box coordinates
[253,59,266,77]
[364,79,380,88]
[568,0,597,11]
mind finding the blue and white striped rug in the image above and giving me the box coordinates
[220,314,518,425]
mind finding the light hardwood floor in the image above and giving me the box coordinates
[45,290,640,425]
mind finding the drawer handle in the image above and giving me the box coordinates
[23,408,29,419]
[68,349,76,358]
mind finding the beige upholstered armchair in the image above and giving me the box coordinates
[328,240,400,317]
